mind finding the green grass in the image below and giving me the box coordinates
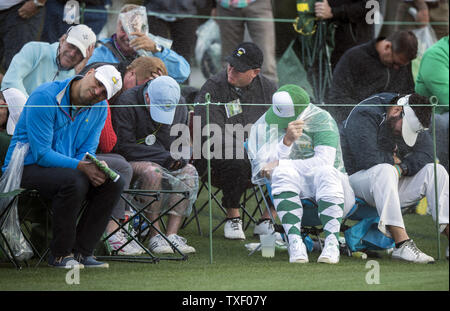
[0,189,448,291]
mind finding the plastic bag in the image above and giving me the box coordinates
[247,103,346,185]
[195,19,221,78]
[0,142,33,261]
[411,25,438,80]
[63,0,80,25]
[119,6,173,56]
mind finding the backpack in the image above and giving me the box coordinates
[344,216,395,252]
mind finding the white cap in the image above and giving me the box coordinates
[66,24,96,58]
[94,65,123,100]
[398,95,427,147]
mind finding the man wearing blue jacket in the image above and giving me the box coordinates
[2,64,124,269]
[341,92,449,262]
[88,4,190,84]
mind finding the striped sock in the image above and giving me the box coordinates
[273,192,303,241]
[318,200,344,242]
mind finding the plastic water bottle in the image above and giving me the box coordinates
[352,251,368,260]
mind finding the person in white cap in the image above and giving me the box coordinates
[341,92,449,263]
[112,75,198,255]
[248,84,355,264]
[1,64,124,269]
[0,24,96,135]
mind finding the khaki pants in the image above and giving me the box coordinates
[395,1,449,39]
[349,163,449,237]
[217,0,278,84]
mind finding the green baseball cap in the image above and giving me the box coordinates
[265,84,310,129]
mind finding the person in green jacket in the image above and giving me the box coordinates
[415,36,449,171]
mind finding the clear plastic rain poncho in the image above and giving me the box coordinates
[247,103,345,186]
[0,142,33,261]
[132,162,199,217]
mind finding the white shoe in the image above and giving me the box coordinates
[224,219,246,240]
[288,235,308,263]
[254,219,272,235]
[148,234,174,254]
[254,219,284,241]
[391,239,435,263]
[168,234,196,254]
[105,230,144,256]
[126,229,146,255]
[318,236,340,264]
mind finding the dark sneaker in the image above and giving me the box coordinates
[74,254,109,268]
[48,254,84,269]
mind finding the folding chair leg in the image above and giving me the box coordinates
[97,189,191,263]
[0,231,23,269]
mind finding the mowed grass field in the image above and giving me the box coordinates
[0,187,448,291]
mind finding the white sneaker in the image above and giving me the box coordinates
[391,239,435,263]
[288,235,308,263]
[318,236,340,264]
[224,218,246,240]
[125,229,146,254]
[105,230,144,256]
[168,234,196,254]
[254,219,284,241]
[254,219,272,235]
[148,234,174,254]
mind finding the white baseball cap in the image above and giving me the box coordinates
[397,95,427,147]
[66,24,96,58]
[147,76,181,125]
[94,65,123,100]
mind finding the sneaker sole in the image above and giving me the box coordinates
[174,248,196,254]
[224,235,246,240]
[317,257,339,264]
[116,251,144,256]
[48,264,85,269]
[289,258,309,263]
[391,255,434,264]
[150,248,174,254]
[84,263,110,268]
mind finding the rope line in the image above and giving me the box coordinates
[82,8,449,25]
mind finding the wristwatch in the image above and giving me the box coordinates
[33,0,45,7]
[155,43,164,53]
[399,163,408,176]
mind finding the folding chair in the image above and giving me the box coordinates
[253,182,399,257]
[181,172,264,236]
[0,189,50,269]
[96,187,191,263]
[248,182,323,256]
